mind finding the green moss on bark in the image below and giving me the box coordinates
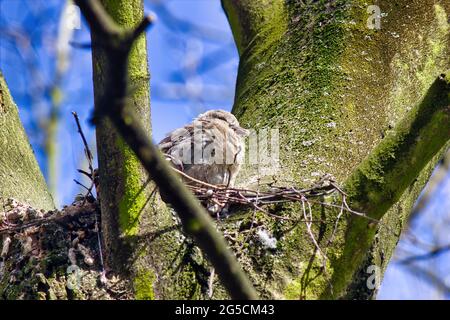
[0,72,54,211]
[325,73,450,298]
[117,137,148,236]
[134,268,156,300]
[224,0,450,299]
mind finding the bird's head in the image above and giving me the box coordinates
[196,109,250,137]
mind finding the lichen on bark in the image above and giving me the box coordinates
[0,72,54,211]
[88,0,215,300]
[222,0,450,299]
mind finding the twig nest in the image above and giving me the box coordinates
[26,207,43,221]
[0,211,6,224]
[21,236,33,255]
[207,204,220,214]
[78,243,95,266]
[1,236,11,258]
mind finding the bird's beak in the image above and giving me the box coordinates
[236,127,250,137]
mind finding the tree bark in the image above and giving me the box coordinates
[91,0,153,274]
[0,71,54,211]
[3,0,253,301]
[87,0,233,299]
[221,0,450,299]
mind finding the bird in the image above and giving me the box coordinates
[158,110,249,189]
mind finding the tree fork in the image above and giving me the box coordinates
[223,0,450,299]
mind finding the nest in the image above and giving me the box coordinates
[0,197,129,299]
[169,168,380,277]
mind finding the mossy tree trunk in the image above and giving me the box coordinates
[91,0,153,274]
[0,72,54,211]
[220,0,450,299]
[88,0,213,299]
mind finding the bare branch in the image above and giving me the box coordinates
[75,0,122,38]
[398,244,450,264]
[72,112,94,172]
[129,15,155,42]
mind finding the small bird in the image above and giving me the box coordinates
[158,110,249,189]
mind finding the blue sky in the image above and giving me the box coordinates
[0,0,449,299]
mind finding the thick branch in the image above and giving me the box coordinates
[222,0,450,300]
[221,0,285,55]
[346,73,450,217]
[75,0,257,300]
[325,73,450,298]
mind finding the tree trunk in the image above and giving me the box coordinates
[0,72,54,211]
[2,0,237,301]
[91,0,152,273]
[220,0,450,299]
[89,0,215,299]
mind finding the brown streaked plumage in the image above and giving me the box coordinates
[158,110,249,188]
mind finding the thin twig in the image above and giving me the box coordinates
[72,111,94,173]
[72,111,105,282]
[208,267,215,299]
